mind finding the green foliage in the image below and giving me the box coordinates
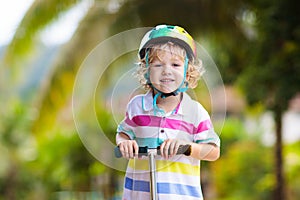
[25,129,114,198]
[238,0,300,111]
[31,4,120,136]
[236,2,300,198]
[284,141,300,200]
[96,105,118,143]
[37,132,83,188]
[112,0,251,84]
[212,118,274,200]
[217,117,249,153]
[213,141,274,199]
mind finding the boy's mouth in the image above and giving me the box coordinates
[160,78,174,83]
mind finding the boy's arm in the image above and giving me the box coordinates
[160,139,220,161]
[116,132,131,145]
[190,143,220,161]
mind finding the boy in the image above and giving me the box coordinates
[116,24,220,199]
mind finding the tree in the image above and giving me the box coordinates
[238,0,300,199]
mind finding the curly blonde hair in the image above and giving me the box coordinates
[135,42,204,90]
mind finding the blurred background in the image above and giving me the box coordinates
[0,0,300,199]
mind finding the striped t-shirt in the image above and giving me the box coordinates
[116,91,220,200]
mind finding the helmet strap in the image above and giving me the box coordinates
[153,92,165,115]
[144,50,151,84]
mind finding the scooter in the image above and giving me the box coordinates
[115,145,191,200]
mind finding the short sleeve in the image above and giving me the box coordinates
[193,104,220,147]
[116,95,143,143]
[116,111,136,140]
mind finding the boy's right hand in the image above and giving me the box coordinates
[118,140,139,159]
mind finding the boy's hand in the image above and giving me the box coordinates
[160,139,190,159]
[118,140,139,159]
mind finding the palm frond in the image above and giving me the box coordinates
[3,0,81,66]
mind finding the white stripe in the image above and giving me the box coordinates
[159,193,203,200]
[156,171,201,186]
[122,186,203,200]
[124,171,200,187]
[122,188,150,200]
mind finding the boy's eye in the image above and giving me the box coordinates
[172,63,182,67]
[152,63,162,67]
[150,62,183,67]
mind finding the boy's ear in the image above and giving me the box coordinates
[186,72,190,81]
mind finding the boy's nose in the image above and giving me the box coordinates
[162,65,172,75]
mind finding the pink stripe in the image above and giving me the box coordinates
[127,115,200,135]
[131,115,160,127]
[124,112,138,127]
[196,119,212,133]
[164,118,195,134]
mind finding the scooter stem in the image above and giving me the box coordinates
[149,150,157,200]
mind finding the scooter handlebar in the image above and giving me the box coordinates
[114,144,191,158]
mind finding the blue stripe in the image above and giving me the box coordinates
[195,138,217,144]
[125,177,150,192]
[158,182,201,197]
[117,125,135,138]
[124,177,201,198]
[135,137,164,148]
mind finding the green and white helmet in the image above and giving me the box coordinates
[138,24,197,60]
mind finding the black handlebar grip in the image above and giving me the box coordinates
[156,144,191,156]
[178,144,191,156]
[114,146,123,158]
[114,146,149,158]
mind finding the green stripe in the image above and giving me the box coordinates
[135,137,164,148]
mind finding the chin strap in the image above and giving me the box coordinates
[153,92,164,115]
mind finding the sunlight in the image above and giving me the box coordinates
[0,0,34,45]
[40,0,92,45]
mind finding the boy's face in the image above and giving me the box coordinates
[149,50,185,94]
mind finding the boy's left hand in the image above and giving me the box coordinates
[160,139,190,159]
